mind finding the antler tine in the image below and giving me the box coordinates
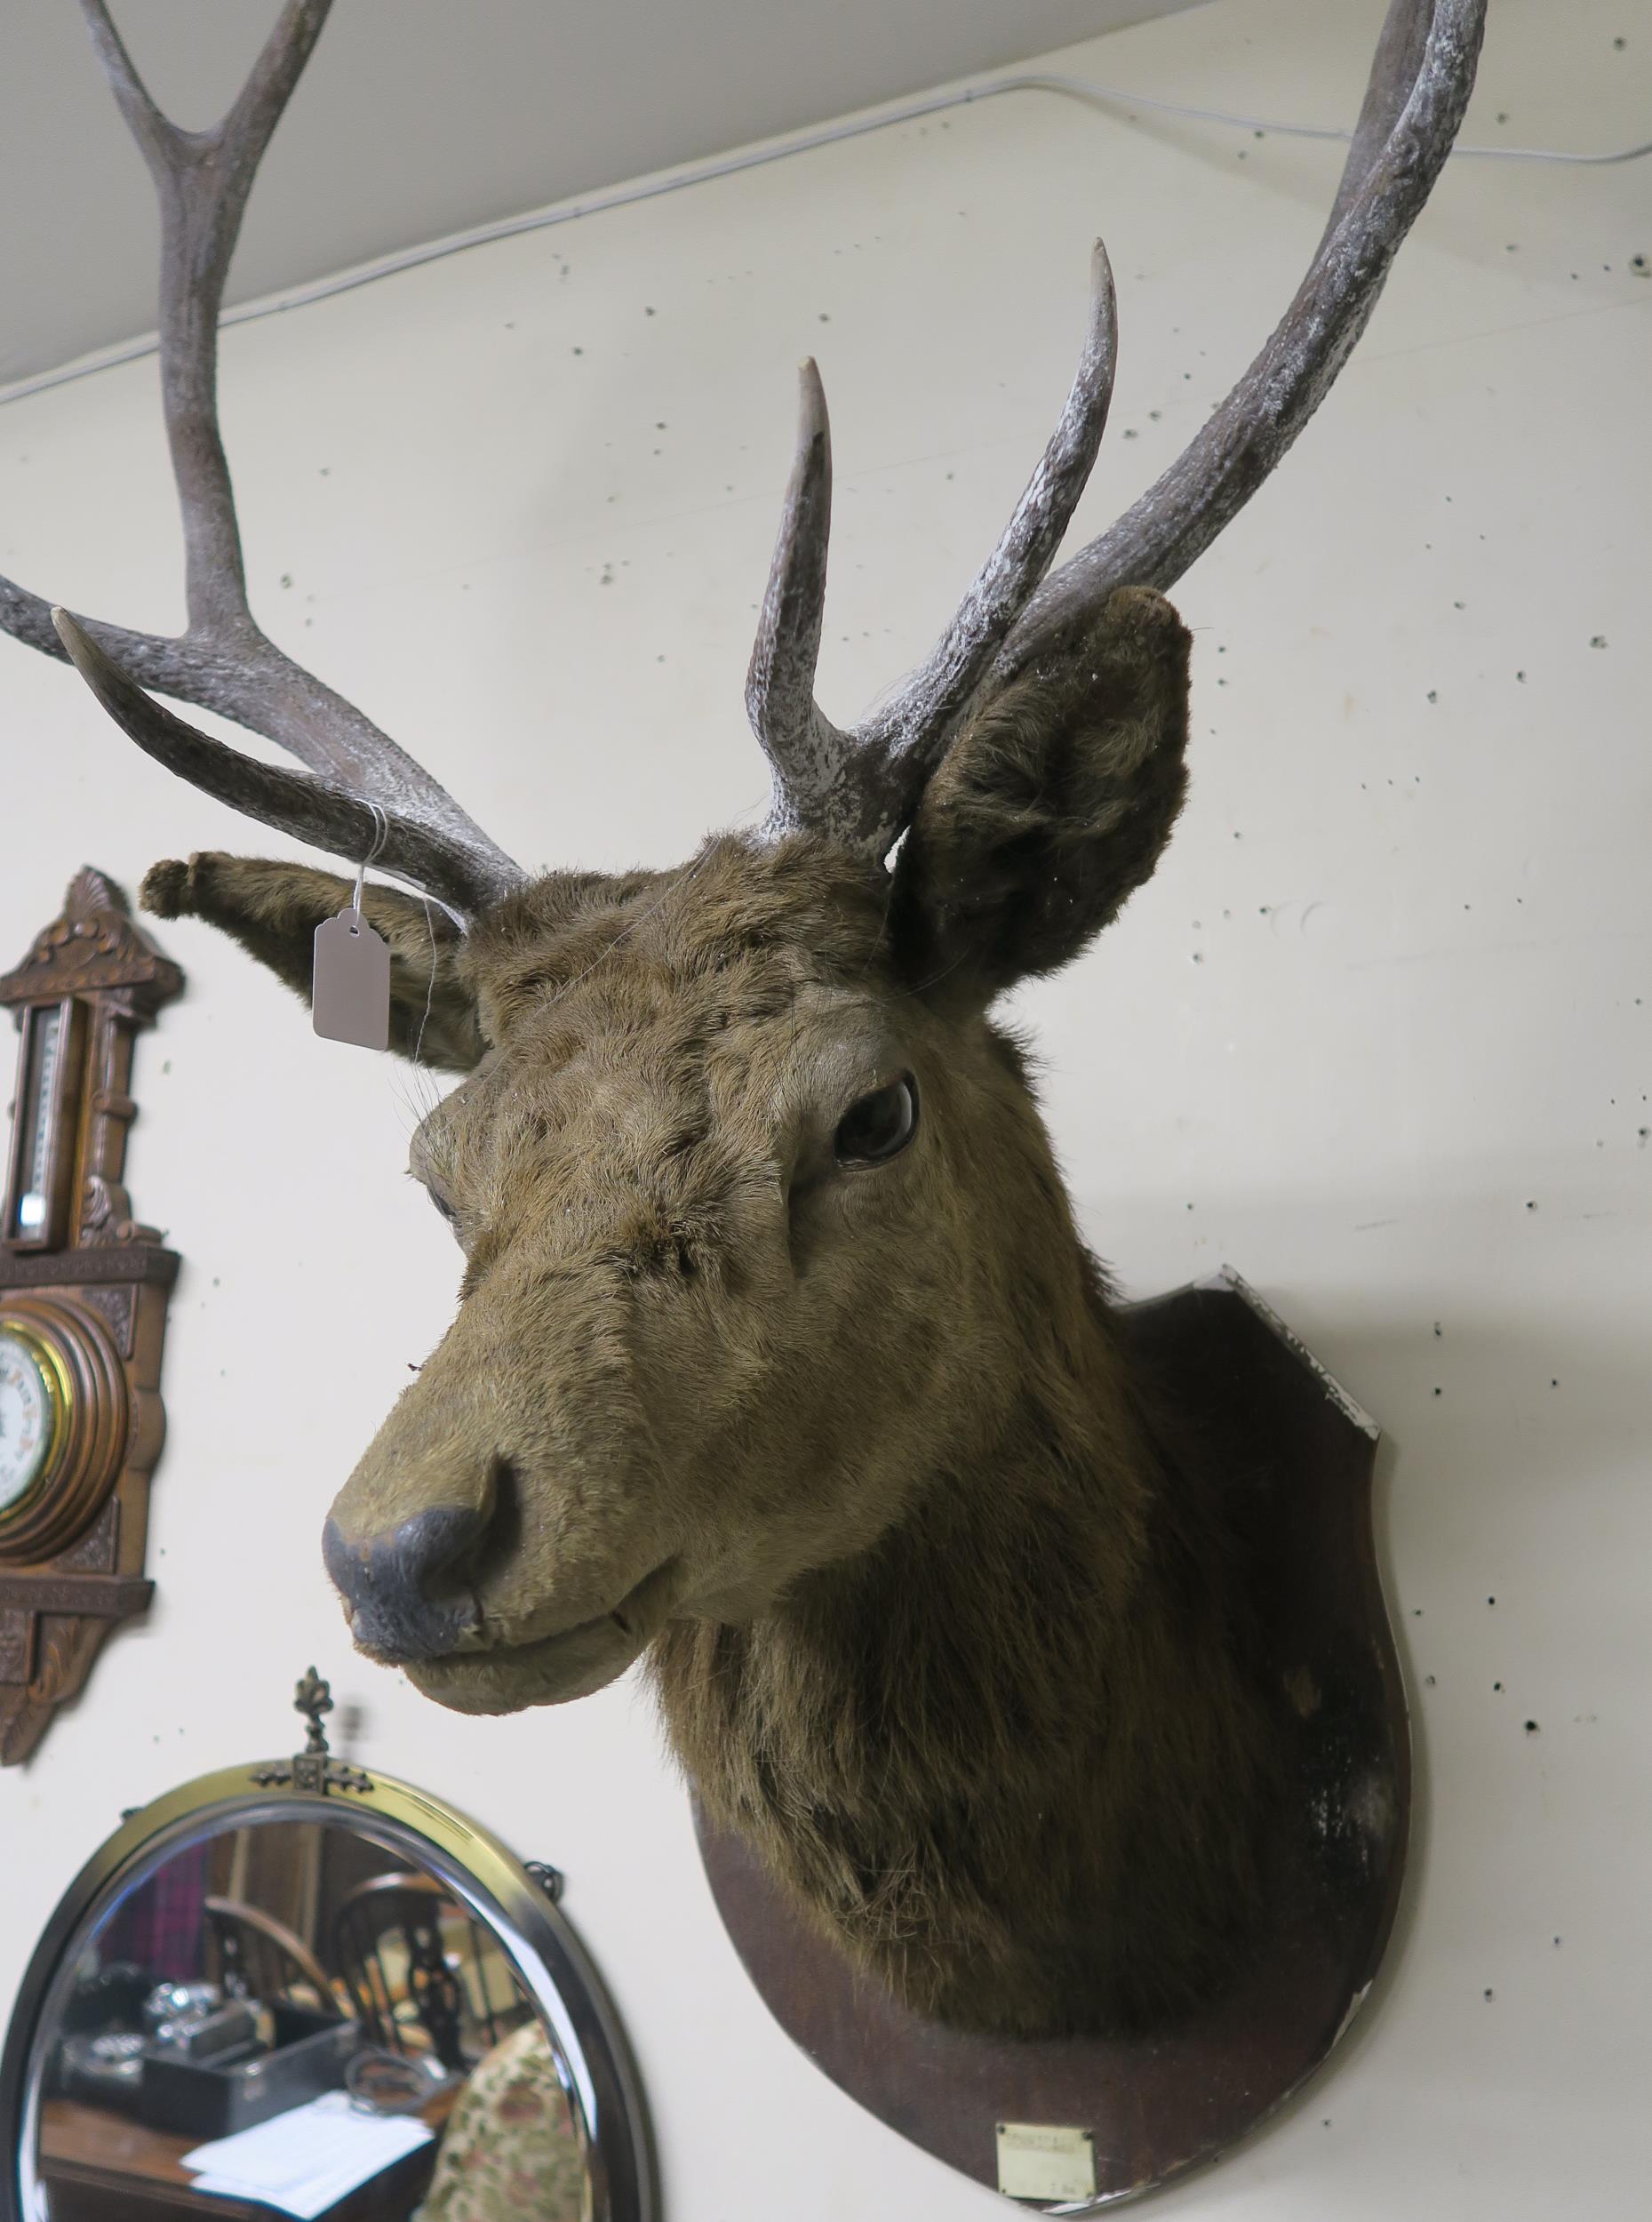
[0,2,523,909]
[79,0,330,637]
[746,359,849,835]
[994,0,1486,681]
[752,242,1119,853]
[53,613,502,917]
[853,240,1119,785]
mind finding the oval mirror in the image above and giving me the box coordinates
[0,1671,655,2222]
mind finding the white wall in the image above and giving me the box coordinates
[3,1,1648,2214]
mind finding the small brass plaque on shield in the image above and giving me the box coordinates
[995,2122,1097,2202]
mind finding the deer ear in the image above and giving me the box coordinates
[140,853,486,1071]
[890,586,1191,1006]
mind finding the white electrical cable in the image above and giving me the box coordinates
[3,61,1647,412]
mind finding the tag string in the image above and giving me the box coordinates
[411,894,441,1069]
[350,802,390,923]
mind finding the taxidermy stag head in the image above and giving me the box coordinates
[3,0,1482,2035]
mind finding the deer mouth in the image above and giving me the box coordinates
[400,1558,681,1715]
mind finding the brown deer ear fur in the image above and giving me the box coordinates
[140,853,486,1071]
[890,586,1191,1006]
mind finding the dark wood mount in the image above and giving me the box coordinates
[0,868,182,1766]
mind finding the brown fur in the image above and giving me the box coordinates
[141,587,1278,2034]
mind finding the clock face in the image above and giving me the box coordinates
[0,1326,59,1515]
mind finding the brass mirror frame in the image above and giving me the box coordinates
[1,1758,658,2222]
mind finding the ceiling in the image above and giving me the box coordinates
[0,0,1200,388]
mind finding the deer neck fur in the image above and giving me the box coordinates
[651,1205,1279,2038]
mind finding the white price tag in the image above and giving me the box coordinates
[313,907,391,1051]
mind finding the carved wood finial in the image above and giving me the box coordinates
[64,866,129,920]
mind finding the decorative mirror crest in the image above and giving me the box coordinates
[249,1668,376,1798]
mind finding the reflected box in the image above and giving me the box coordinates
[140,2008,359,2142]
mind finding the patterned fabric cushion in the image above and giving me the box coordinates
[413,2019,587,2221]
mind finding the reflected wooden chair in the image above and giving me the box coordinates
[200,1895,342,2017]
[332,1874,528,2074]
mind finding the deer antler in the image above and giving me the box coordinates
[747,0,1486,859]
[0,1,522,917]
[749,244,1119,851]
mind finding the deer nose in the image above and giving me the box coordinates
[323,1505,486,1660]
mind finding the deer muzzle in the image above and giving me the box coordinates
[400,1555,682,1716]
[322,1504,485,1662]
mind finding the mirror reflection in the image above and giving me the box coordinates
[35,1818,589,2221]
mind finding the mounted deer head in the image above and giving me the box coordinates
[4,0,1482,2034]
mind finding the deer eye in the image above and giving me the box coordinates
[834,1075,918,1167]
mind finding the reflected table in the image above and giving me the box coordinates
[38,2093,453,2222]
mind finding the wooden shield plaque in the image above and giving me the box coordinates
[694,1268,1409,2207]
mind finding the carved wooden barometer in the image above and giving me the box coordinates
[0,868,180,1765]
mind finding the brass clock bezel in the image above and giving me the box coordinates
[0,1297,130,1566]
[0,1320,70,1531]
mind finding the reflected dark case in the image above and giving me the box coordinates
[139,2005,359,2141]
